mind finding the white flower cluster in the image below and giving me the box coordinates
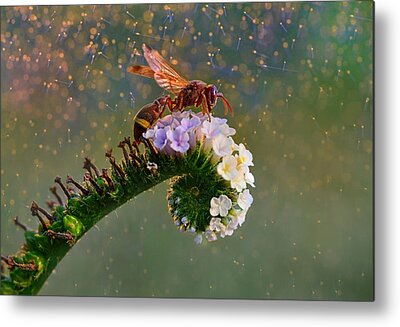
[200,189,254,243]
[144,111,255,244]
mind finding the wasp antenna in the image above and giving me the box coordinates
[217,93,234,117]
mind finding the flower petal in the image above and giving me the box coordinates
[238,189,253,211]
[210,197,220,216]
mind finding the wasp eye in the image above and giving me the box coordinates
[209,86,218,105]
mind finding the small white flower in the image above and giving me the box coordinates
[209,217,223,231]
[227,208,247,227]
[205,228,218,242]
[212,116,227,123]
[227,214,240,230]
[230,174,247,192]
[236,209,247,226]
[201,120,221,139]
[212,135,234,158]
[220,220,236,237]
[143,128,156,139]
[146,161,158,171]
[237,189,254,211]
[230,165,253,191]
[210,195,232,217]
[245,171,255,187]
[217,155,239,181]
[219,124,236,137]
[236,143,254,167]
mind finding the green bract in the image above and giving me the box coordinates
[63,215,85,238]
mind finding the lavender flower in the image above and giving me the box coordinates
[166,126,190,153]
[153,128,168,150]
[181,115,201,132]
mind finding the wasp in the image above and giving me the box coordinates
[132,95,172,147]
[128,43,233,120]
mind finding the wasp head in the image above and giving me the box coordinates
[206,85,219,108]
[205,85,233,117]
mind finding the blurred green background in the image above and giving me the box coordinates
[1,1,373,300]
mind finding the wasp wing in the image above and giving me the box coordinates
[142,43,189,93]
[127,65,155,79]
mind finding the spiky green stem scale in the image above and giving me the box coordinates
[0,144,229,295]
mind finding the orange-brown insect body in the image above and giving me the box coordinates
[173,80,223,117]
[128,44,233,119]
[133,96,171,145]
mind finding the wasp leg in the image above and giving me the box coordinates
[165,96,175,117]
[174,94,184,112]
[201,93,211,121]
[163,95,174,115]
[158,97,170,119]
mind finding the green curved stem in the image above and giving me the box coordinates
[0,143,220,295]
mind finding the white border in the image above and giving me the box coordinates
[1,0,399,326]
